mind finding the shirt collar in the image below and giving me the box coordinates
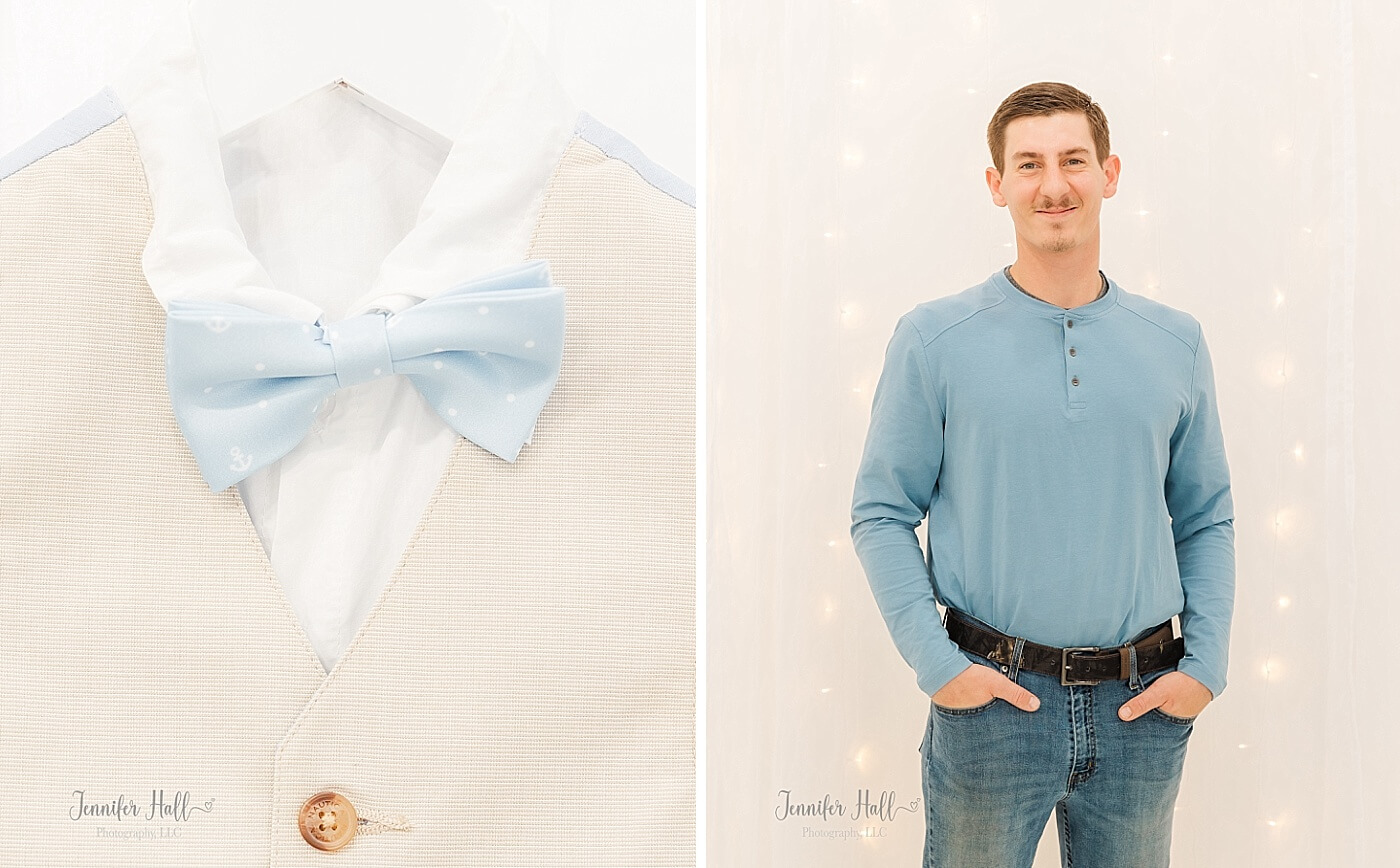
[108,5,579,323]
[993,265,1121,320]
[1004,265,1107,302]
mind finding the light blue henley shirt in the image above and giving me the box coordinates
[851,268,1235,699]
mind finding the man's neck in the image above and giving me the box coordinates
[1007,244,1103,309]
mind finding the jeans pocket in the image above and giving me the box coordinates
[1147,707,1198,725]
[931,648,1009,717]
[933,696,998,717]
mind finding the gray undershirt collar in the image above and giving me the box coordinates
[1003,266,1108,306]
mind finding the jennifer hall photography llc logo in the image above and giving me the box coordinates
[774,788,920,841]
[69,787,215,841]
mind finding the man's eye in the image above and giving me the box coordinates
[1019,163,1037,170]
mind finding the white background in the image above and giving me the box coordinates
[709,1,1399,866]
[0,0,696,186]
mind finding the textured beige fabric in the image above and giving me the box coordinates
[0,117,694,865]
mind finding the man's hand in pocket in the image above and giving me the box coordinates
[1118,671,1213,721]
[932,663,1041,712]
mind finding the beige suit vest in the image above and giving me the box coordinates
[0,90,695,866]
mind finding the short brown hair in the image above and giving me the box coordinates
[987,82,1110,175]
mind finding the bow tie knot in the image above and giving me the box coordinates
[325,311,393,389]
[165,259,566,492]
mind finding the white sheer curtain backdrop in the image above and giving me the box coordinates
[709,1,1398,866]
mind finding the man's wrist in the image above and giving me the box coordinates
[1174,658,1223,700]
[920,659,974,699]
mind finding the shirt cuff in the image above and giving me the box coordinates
[1175,656,1225,700]
[916,655,974,699]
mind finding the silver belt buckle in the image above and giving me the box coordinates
[1060,646,1101,686]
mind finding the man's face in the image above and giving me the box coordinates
[986,111,1120,256]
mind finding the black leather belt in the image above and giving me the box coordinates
[944,608,1185,686]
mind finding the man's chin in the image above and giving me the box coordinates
[1035,235,1079,254]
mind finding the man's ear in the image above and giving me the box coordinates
[1102,154,1122,199]
[986,166,1007,207]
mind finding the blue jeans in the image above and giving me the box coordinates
[918,638,1195,867]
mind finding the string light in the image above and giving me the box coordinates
[1278,596,1291,609]
[1261,658,1284,681]
[1258,352,1292,385]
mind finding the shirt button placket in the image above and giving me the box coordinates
[1064,317,1085,413]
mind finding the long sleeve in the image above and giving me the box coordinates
[1163,325,1236,698]
[851,315,971,697]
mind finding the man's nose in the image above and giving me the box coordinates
[1040,165,1071,198]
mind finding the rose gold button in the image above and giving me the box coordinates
[298,791,358,851]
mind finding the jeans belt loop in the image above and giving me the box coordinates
[1010,636,1026,682]
[1127,643,1143,691]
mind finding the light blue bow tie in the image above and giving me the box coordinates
[165,259,565,492]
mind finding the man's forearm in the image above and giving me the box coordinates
[1172,520,1236,698]
[851,515,971,697]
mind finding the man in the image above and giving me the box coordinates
[850,81,1234,867]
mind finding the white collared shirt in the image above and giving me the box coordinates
[108,5,580,673]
